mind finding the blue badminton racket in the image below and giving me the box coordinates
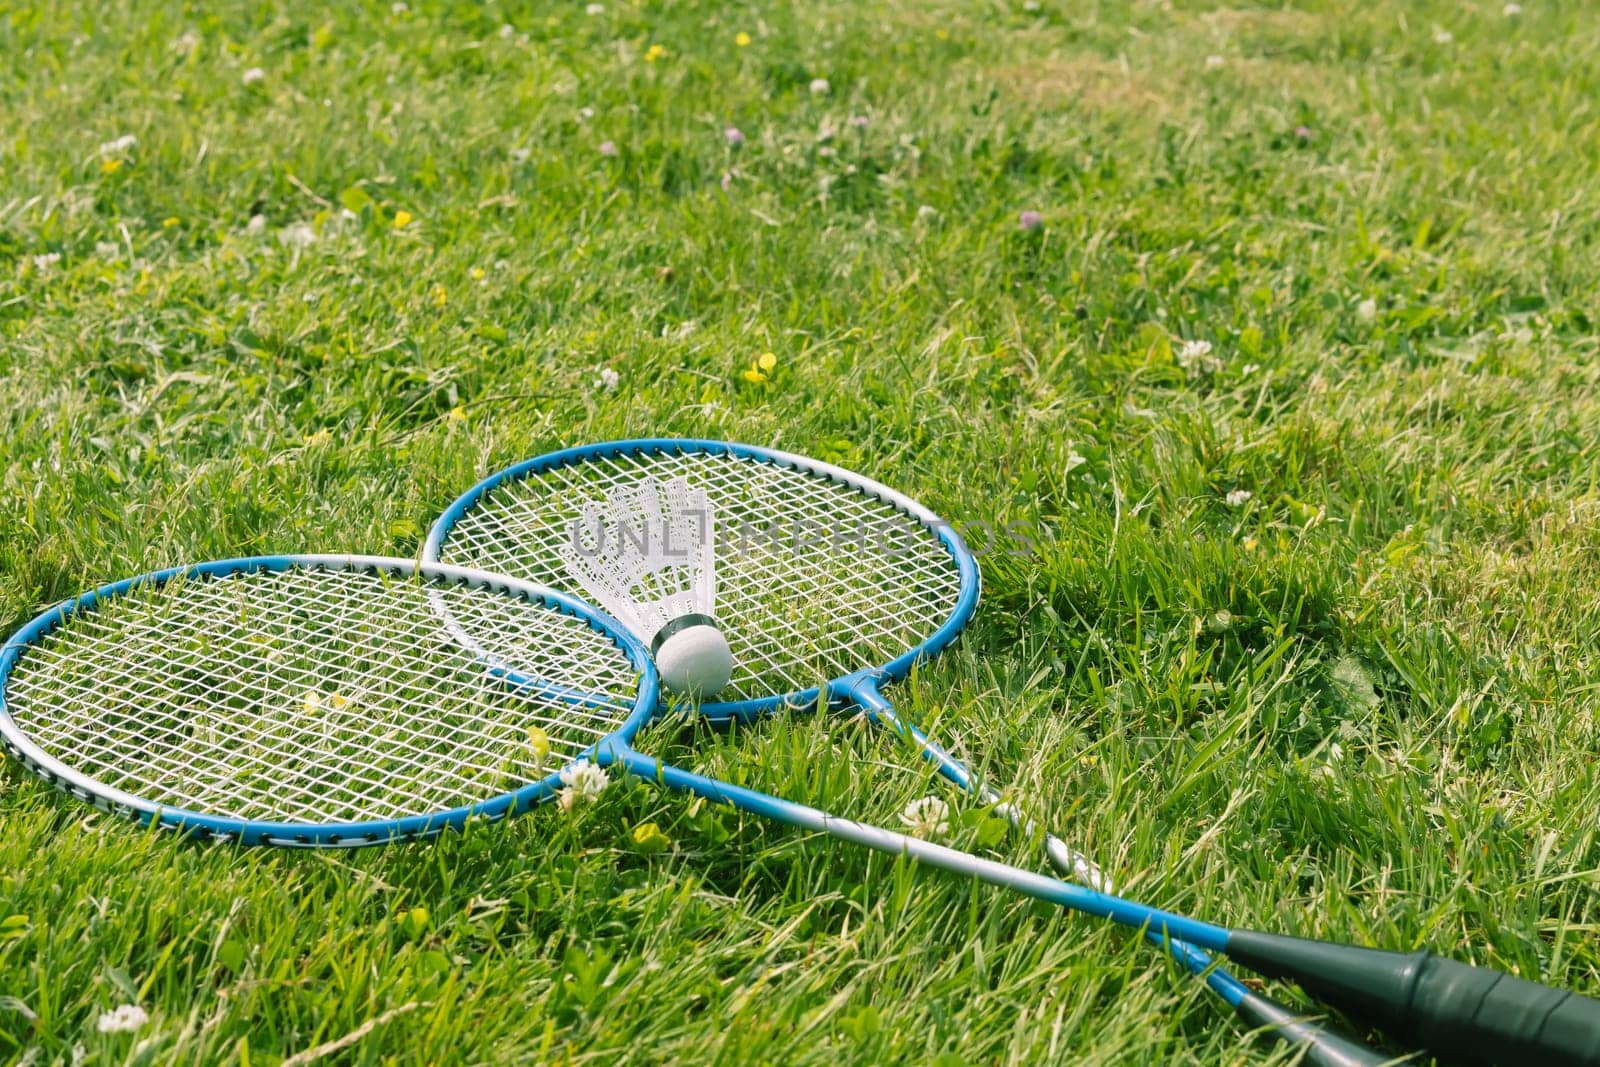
[6,553,1595,1065]
[0,556,654,844]
[418,439,1371,1064]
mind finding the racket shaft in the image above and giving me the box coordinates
[619,750,1600,1065]
[852,685,1385,1063]
[1231,992,1391,1067]
[858,692,1108,888]
[609,746,1229,948]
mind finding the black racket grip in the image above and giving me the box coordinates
[1227,930,1600,1066]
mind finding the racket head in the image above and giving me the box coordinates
[0,555,658,847]
[425,439,980,721]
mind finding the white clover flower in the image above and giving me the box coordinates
[1176,339,1222,374]
[898,796,950,839]
[245,214,267,235]
[392,1,408,12]
[557,760,610,811]
[242,67,265,85]
[916,204,938,222]
[577,106,595,121]
[96,1004,149,1034]
[809,77,830,95]
[1503,2,1522,14]
[95,240,121,259]
[498,24,515,39]
[31,253,61,271]
[278,222,316,249]
[1433,29,1453,44]
[594,367,619,390]
[1356,297,1377,323]
[174,30,200,54]
[98,134,137,157]
[1225,489,1253,508]
[585,2,605,14]
[1205,54,1225,69]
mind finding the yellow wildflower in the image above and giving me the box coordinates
[740,351,778,383]
[162,217,181,228]
[735,31,751,47]
[393,210,413,228]
[304,428,333,448]
[644,43,666,62]
[527,725,551,762]
[432,284,447,308]
[302,690,323,713]
[630,821,671,854]
[469,266,486,281]
[101,158,123,174]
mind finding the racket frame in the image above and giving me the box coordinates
[426,437,982,722]
[0,554,659,848]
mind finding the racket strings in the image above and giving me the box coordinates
[440,450,964,699]
[4,566,639,825]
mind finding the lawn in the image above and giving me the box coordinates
[3,0,1600,1063]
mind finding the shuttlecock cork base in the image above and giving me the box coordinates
[651,613,734,698]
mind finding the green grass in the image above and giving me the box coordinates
[3,0,1600,1062]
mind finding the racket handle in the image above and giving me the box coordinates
[1233,991,1391,1067]
[1226,930,1600,1066]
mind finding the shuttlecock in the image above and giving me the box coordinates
[559,476,733,698]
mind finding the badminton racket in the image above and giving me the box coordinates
[419,438,1370,1063]
[6,554,1596,1065]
